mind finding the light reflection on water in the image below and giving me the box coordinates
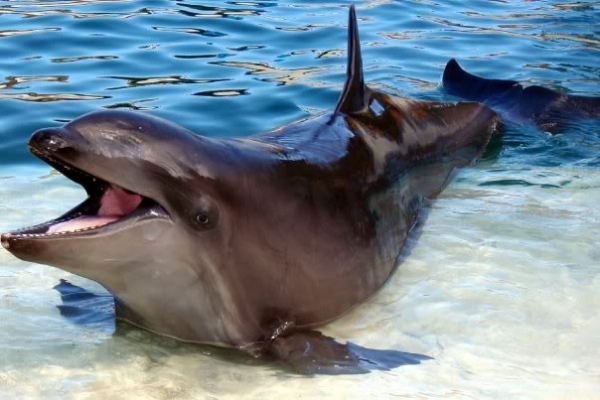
[0,0,599,398]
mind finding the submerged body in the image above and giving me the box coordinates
[1,7,498,373]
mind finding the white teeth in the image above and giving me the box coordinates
[9,212,88,238]
[11,222,107,238]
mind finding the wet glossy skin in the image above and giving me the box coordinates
[242,92,498,330]
[2,95,498,347]
[1,7,499,372]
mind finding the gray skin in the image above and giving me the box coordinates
[1,6,499,374]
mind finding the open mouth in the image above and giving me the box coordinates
[4,146,169,239]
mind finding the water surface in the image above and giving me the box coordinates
[0,1,599,398]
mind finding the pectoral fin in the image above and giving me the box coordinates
[53,279,114,326]
[268,330,432,375]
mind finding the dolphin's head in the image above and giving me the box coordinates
[0,110,262,345]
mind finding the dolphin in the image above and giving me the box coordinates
[0,6,499,374]
[442,58,600,132]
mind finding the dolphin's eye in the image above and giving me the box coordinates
[192,196,218,230]
[196,212,210,225]
[193,207,217,230]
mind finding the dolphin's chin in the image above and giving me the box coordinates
[3,147,170,240]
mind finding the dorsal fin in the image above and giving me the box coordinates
[335,5,367,114]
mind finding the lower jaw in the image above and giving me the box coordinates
[3,202,168,241]
[47,215,121,234]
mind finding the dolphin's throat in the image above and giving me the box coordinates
[47,185,143,234]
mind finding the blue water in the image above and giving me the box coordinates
[0,1,599,398]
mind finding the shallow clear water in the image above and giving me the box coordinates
[0,1,599,398]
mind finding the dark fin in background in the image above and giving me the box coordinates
[54,279,114,326]
[268,330,432,375]
[443,59,600,130]
[335,5,368,114]
[442,59,519,103]
[442,59,562,116]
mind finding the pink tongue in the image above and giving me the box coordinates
[47,216,120,234]
[97,185,143,217]
[47,185,143,234]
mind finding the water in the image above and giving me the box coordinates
[0,0,599,398]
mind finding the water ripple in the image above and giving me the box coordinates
[0,92,109,102]
[211,60,328,86]
[193,89,249,97]
[50,55,118,63]
[104,76,231,90]
[151,26,228,37]
[176,2,269,18]
[0,27,60,37]
[0,75,68,90]
[0,7,155,20]
[418,15,600,50]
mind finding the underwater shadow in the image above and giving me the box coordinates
[54,279,432,375]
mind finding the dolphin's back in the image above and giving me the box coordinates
[238,90,499,330]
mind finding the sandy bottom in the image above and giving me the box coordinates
[0,163,599,399]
